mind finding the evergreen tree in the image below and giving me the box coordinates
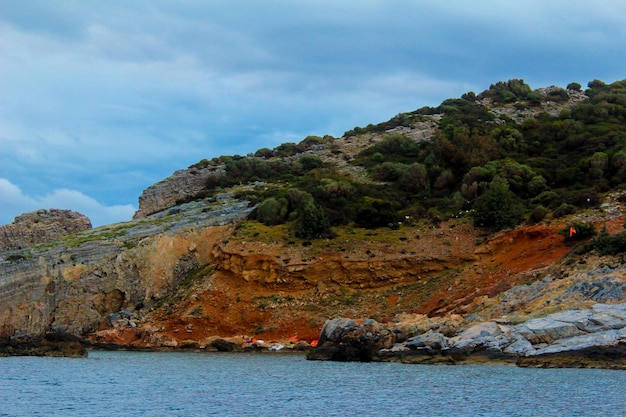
[472,176,523,230]
[296,195,330,239]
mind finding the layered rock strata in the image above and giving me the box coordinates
[0,197,253,356]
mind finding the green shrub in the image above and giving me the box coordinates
[546,88,570,102]
[371,152,385,163]
[299,135,324,148]
[559,222,596,241]
[552,203,576,218]
[273,142,299,157]
[479,79,533,103]
[567,82,582,91]
[299,155,324,172]
[189,159,210,169]
[366,134,420,159]
[373,162,407,181]
[588,229,626,255]
[433,169,456,196]
[254,148,273,158]
[397,162,429,194]
[286,188,309,209]
[528,205,548,224]
[256,198,289,226]
[355,196,397,228]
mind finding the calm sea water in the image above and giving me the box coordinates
[1,350,625,417]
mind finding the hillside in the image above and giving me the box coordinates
[1,78,625,366]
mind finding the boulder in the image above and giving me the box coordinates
[515,317,584,345]
[307,317,394,362]
[561,277,625,303]
[503,335,536,356]
[533,329,625,356]
[211,338,240,352]
[449,322,507,351]
[591,303,626,328]
[308,303,626,368]
[406,331,449,350]
[317,317,356,344]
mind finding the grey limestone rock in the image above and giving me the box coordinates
[406,331,449,350]
[133,166,223,218]
[449,322,506,350]
[515,317,585,345]
[309,303,626,367]
[0,209,92,252]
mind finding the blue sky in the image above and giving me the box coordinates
[1,0,625,226]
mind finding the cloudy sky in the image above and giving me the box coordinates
[1,1,625,226]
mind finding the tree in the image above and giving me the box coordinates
[567,82,582,91]
[472,176,523,230]
[254,147,273,158]
[397,162,429,195]
[295,195,330,239]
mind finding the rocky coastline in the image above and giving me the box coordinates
[1,202,625,368]
[306,302,626,369]
[1,96,625,368]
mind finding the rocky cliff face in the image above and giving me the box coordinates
[2,191,624,363]
[0,209,92,252]
[133,165,224,219]
[0,196,253,353]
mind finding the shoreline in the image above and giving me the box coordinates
[3,340,625,370]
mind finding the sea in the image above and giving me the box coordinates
[1,350,624,417]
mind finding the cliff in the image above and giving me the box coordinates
[0,196,253,355]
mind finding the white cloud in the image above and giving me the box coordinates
[0,178,135,227]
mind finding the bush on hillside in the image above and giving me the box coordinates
[472,176,524,230]
[295,195,331,239]
[256,197,289,226]
[559,222,596,241]
[586,227,626,255]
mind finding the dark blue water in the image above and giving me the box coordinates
[1,350,624,417]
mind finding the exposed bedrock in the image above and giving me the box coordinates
[307,303,626,368]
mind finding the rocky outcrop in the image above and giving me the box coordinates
[0,338,87,358]
[0,209,92,252]
[308,303,626,368]
[306,317,395,362]
[0,197,252,356]
[133,165,223,218]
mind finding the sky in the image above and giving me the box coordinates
[1,1,625,227]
